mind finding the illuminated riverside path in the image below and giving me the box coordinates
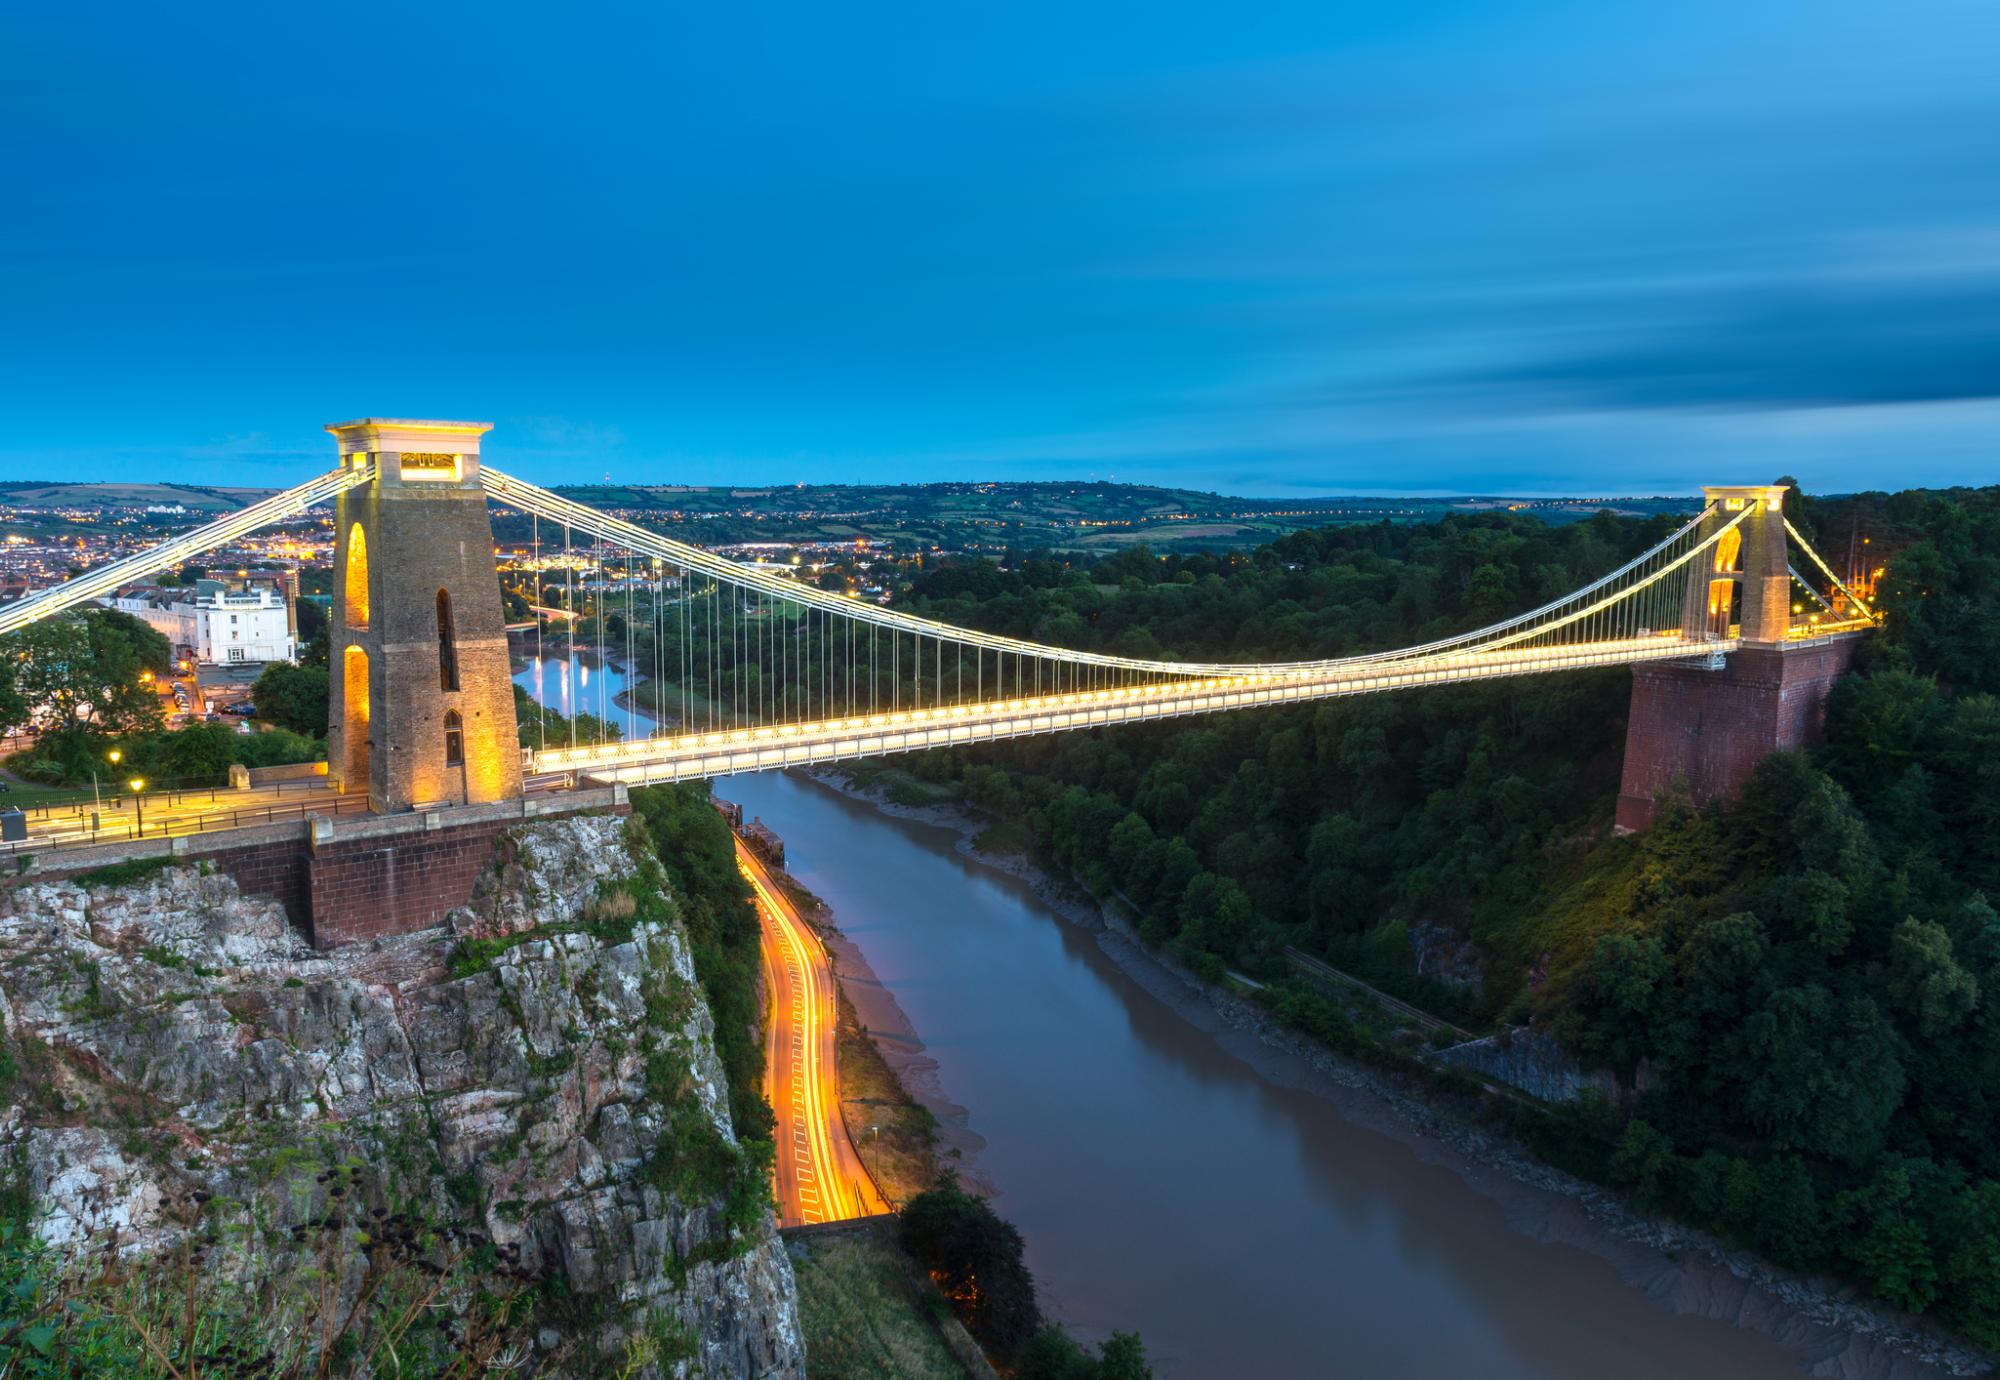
[0,419,1880,836]
[712,770,1863,1380]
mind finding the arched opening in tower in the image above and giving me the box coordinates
[436,589,460,691]
[342,643,371,786]
[344,524,370,630]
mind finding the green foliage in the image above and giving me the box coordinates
[8,720,322,788]
[627,784,774,1144]
[0,1185,540,1376]
[230,727,323,769]
[891,484,2000,1347]
[2,610,170,739]
[250,661,329,736]
[1519,488,2000,1344]
[0,652,25,738]
[898,1175,1042,1364]
[1016,1325,1154,1380]
[513,684,622,751]
[71,857,176,889]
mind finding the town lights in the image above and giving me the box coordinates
[128,777,147,837]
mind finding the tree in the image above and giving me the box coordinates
[1888,917,1981,1038]
[513,685,621,750]
[1176,872,1250,959]
[1836,1162,1939,1313]
[7,610,170,738]
[1557,932,1670,1082]
[232,728,323,769]
[1016,1326,1153,1380]
[0,652,26,736]
[294,596,328,665]
[149,722,237,781]
[899,1176,1041,1363]
[251,662,330,737]
[1740,987,1903,1165]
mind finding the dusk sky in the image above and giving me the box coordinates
[4,2,1997,496]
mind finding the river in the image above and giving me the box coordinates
[710,770,1894,1380]
[513,653,662,741]
[506,657,1932,1377]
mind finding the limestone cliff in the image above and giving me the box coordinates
[0,815,804,1377]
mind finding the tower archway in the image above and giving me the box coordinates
[339,644,371,789]
[344,524,370,629]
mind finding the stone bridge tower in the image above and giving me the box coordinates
[325,420,523,813]
[1615,484,1860,831]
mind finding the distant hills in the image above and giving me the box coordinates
[0,481,273,513]
[0,477,1701,554]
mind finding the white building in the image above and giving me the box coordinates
[106,579,296,665]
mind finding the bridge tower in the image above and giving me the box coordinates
[1614,484,1859,831]
[325,420,523,813]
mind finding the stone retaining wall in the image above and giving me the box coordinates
[4,788,629,949]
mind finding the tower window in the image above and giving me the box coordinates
[436,589,459,691]
[444,709,464,766]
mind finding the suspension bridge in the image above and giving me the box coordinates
[0,419,1876,939]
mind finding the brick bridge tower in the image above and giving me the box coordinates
[1614,484,1861,831]
[325,420,523,813]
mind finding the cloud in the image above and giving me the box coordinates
[1473,278,2000,411]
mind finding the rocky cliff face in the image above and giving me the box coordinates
[0,815,804,1378]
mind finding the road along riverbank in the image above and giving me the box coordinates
[741,765,1989,1380]
[738,835,887,1227]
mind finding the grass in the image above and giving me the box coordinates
[834,987,938,1208]
[0,776,105,809]
[970,818,1032,857]
[836,763,960,810]
[71,856,177,889]
[791,1232,971,1380]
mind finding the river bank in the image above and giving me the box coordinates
[802,766,1993,1380]
[765,856,995,1199]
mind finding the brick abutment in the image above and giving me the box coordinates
[4,788,629,948]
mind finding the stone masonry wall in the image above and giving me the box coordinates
[307,817,537,947]
[10,789,629,951]
[1616,636,1861,831]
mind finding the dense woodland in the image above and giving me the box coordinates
[876,485,2000,1347]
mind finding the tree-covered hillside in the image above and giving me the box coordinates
[885,485,2000,1345]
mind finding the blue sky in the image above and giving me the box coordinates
[3,1,1997,496]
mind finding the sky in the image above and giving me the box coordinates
[2,1,1997,497]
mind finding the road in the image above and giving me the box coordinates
[738,837,887,1227]
[0,777,371,853]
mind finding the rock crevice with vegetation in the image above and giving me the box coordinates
[0,814,803,1377]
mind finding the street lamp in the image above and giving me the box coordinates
[128,778,146,837]
[90,749,123,832]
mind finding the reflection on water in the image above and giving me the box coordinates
[713,771,1825,1380]
[512,653,661,740]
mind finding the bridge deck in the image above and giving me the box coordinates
[538,634,1744,786]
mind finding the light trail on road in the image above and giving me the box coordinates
[739,836,887,1227]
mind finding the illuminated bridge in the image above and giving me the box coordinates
[0,419,1877,841]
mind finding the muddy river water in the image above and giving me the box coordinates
[709,770,1891,1380]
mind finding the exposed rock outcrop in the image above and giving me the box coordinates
[0,816,804,1378]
